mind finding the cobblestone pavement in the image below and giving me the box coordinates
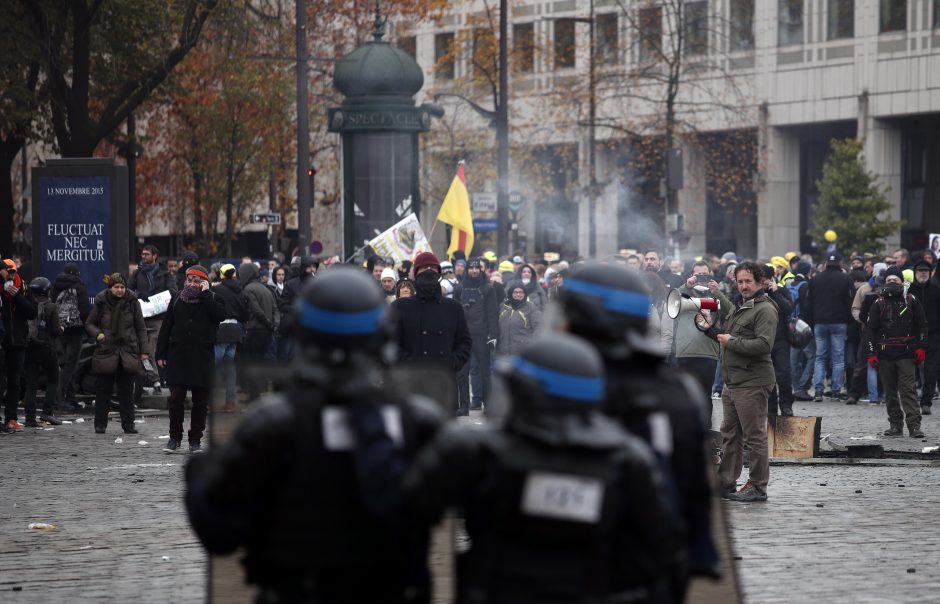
[4,400,940,602]
[1,409,204,601]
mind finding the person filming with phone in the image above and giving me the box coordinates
[664,260,731,427]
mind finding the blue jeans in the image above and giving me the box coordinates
[813,323,847,394]
[214,342,238,404]
[791,338,815,394]
[867,365,879,401]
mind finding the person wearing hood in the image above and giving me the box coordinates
[212,264,250,413]
[157,265,227,452]
[453,258,499,414]
[515,263,546,311]
[276,256,316,361]
[788,260,816,401]
[867,266,927,438]
[496,281,540,356]
[392,252,472,413]
[238,262,280,400]
[50,262,90,407]
[397,259,412,282]
[85,273,147,435]
[908,259,940,414]
[23,277,64,427]
[380,267,398,304]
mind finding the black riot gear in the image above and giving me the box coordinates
[554,262,721,597]
[294,267,392,365]
[556,262,659,359]
[185,265,446,604]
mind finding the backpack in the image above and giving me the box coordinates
[27,300,49,345]
[785,280,808,322]
[56,287,83,329]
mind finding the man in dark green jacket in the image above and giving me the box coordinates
[716,261,778,502]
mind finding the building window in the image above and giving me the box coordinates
[473,27,496,79]
[935,0,940,28]
[513,23,535,73]
[778,0,804,46]
[827,0,854,39]
[638,7,662,62]
[434,32,455,79]
[730,0,754,50]
[684,1,708,56]
[554,18,576,69]
[596,13,619,65]
[398,35,416,59]
[880,0,906,31]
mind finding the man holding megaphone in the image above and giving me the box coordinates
[663,261,731,428]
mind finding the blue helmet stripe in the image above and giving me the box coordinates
[564,278,650,318]
[513,358,605,402]
[298,303,384,335]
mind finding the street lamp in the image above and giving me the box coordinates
[432,0,510,258]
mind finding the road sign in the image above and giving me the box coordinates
[509,190,524,214]
[472,218,498,232]
[251,212,281,225]
[472,191,497,213]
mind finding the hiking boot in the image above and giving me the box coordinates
[830,392,846,401]
[719,484,737,499]
[5,419,24,432]
[910,428,926,438]
[793,391,813,401]
[189,441,204,454]
[726,481,767,502]
[163,438,180,453]
[922,405,932,416]
[883,426,903,437]
[95,426,106,434]
[780,406,794,417]
[845,397,858,405]
[813,395,823,402]
[123,426,139,434]
[39,414,62,426]
[24,418,39,428]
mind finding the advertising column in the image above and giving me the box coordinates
[32,158,128,301]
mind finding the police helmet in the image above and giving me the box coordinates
[555,262,658,359]
[499,333,605,414]
[294,267,391,364]
[28,276,51,294]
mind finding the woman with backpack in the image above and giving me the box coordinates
[50,262,90,407]
[85,273,148,434]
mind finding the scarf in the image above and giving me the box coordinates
[179,285,202,304]
[415,271,442,300]
[105,291,128,345]
[138,261,159,293]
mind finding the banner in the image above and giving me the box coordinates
[369,213,432,264]
[138,289,172,318]
[38,175,111,297]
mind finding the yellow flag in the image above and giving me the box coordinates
[436,162,474,259]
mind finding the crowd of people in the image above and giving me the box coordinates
[4,237,937,601]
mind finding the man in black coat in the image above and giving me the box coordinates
[50,262,90,406]
[763,265,794,418]
[392,252,472,415]
[156,265,226,453]
[212,264,250,413]
[805,253,855,400]
[453,257,498,414]
[1,260,38,432]
[909,259,940,414]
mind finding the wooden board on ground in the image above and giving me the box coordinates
[768,416,821,459]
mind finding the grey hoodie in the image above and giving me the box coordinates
[238,263,279,333]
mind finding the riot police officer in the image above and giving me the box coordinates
[184,268,445,603]
[554,262,720,599]
[401,333,677,603]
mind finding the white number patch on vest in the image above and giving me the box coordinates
[648,412,673,456]
[321,406,403,451]
[521,472,604,523]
